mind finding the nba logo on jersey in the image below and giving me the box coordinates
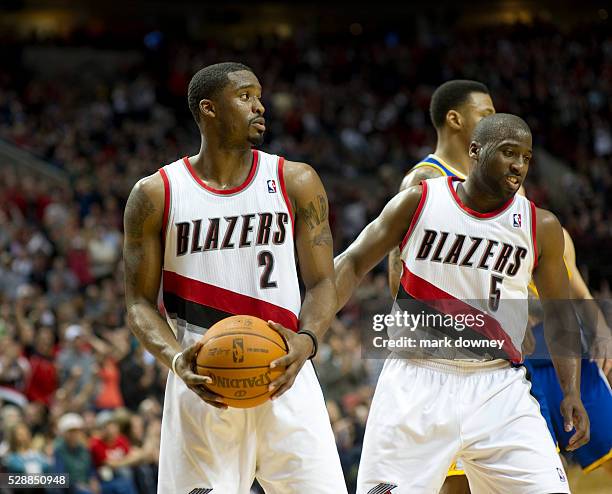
[556,468,566,482]
[267,179,277,193]
[512,213,522,227]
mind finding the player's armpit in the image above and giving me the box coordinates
[388,166,443,298]
[336,185,423,310]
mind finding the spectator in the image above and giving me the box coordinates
[56,325,96,395]
[89,411,139,494]
[0,337,30,407]
[54,413,100,494]
[3,422,51,474]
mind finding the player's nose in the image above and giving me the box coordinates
[510,159,526,175]
[253,98,265,115]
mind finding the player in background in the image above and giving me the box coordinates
[388,80,495,298]
[123,62,347,493]
[336,114,589,493]
[525,228,612,477]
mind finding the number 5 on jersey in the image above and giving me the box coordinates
[489,275,503,312]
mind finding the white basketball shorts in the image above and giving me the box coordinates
[158,360,347,494]
[357,358,571,494]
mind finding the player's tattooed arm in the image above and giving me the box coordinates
[335,185,422,310]
[388,166,443,298]
[267,161,336,399]
[533,208,589,450]
[296,193,333,246]
[297,194,328,231]
[124,174,174,362]
[124,174,225,408]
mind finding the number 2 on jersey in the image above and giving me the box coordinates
[258,251,277,289]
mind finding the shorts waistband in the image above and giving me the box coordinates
[404,358,511,374]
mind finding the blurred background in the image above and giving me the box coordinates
[0,0,610,493]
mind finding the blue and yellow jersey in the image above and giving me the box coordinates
[412,154,467,180]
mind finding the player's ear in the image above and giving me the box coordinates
[199,99,215,119]
[468,142,480,159]
[446,110,462,131]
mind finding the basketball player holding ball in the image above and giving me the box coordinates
[123,62,347,494]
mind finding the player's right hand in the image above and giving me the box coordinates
[175,341,228,409]
[560,392,590,451]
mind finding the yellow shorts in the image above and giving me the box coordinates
[447,460,465,477]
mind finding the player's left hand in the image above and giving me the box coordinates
[267,321,314,400]
[560,393,590,451]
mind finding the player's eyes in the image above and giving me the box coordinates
[240,93,249,100]
[503,149,514,157]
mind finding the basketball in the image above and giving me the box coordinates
[195,315,288,408]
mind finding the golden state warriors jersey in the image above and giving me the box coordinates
[412,154,467,180]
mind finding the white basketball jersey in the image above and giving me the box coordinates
[158,150,301,347]
[398,176,537,362]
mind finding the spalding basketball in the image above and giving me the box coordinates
[195,315,288,408]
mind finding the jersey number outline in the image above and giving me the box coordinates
[258,251,277,289]
[488,275,503,312]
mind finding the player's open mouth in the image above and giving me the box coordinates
[505,176,520,188]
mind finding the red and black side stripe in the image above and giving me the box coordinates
[398,263,522,362]
[163,271,299,331]
[164,292,235,329]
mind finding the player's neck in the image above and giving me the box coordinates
[460,176,511,213]
[189,141,254,189]
[434,135,471,176]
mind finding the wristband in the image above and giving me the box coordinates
[171,351,183,374]
[298,330,318,359]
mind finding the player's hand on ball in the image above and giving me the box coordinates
[267,321,314,400]
[560,393,590,451]
[175,341,228,409]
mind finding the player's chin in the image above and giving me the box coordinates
[248,131,264,147]
[499,179,521,197]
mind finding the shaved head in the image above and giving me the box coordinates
[467,113,533,201]
[472,113,531,146]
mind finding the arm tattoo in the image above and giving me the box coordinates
[124,185,156,238]
[123,184,157,294]
[297,194,328,231]
[311,225,333,247]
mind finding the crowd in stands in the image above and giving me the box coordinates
[0,16,610,493]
